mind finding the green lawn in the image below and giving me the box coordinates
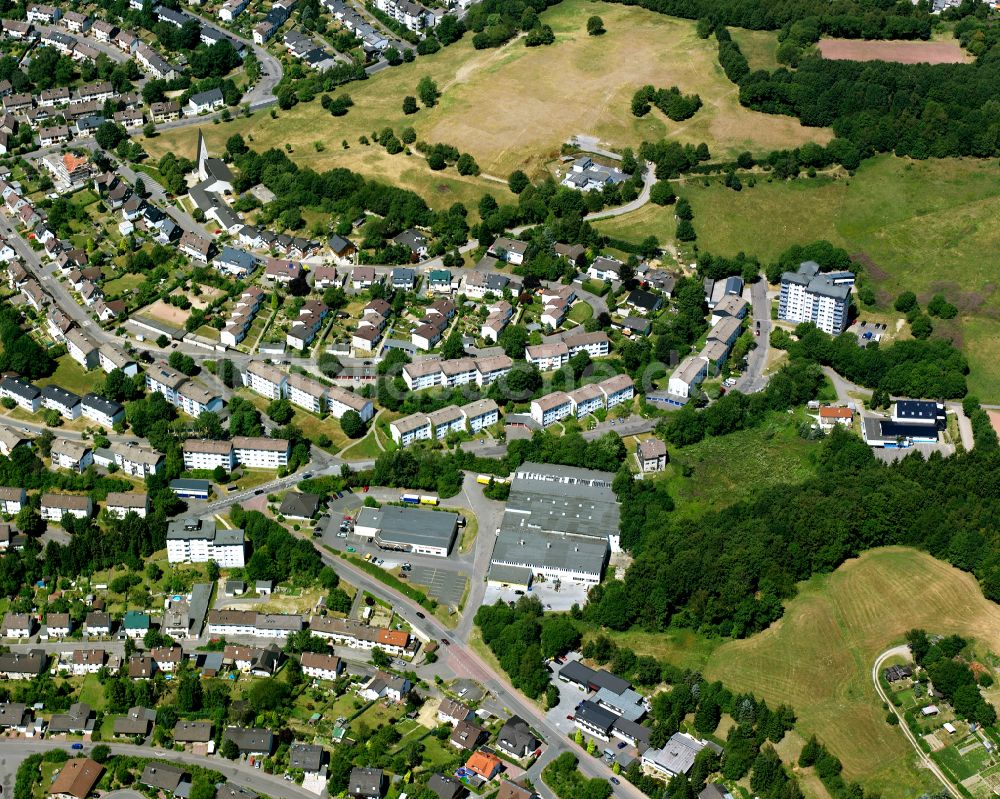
[103,272,145,298]
[592,201,677,244]
[654,409,820,518]
[932,741,990,782]
[731,28,781,70]
[37,356,99,397]
[670,155,1000,399]
[78,673,106,710]
[341,428,385,461]
[567,301,593,323]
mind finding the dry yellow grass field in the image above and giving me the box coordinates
[147,0,829,186]
[705,547,1000,799]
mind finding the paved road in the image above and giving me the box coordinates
[872,646,960,799]
[0,740,315,799]
[584,162,656,222]
[187,11,283,111]
[733,279,771,394]
[295,517,647,799]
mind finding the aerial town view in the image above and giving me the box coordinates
[0,0,997,799]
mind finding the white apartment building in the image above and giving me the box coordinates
[668,356,708,399]
[462,399,499,432]
[99,343,138,376]
[50,438,92,472]
[104,492,149,519]
[568,384,604,418]
[778,261,851,335]
[326,386,374,422]
[182,439,236,471]
[167,518,246,567]
[40,493,92,521]
[111,443,162,477]
[81,393,124,428]
[177,382,223,417]
[525,342,570,371]
[245,361,288,400]
[600,374,635,409]
[287,372,327,413]
[427,405,464,439]
[530,392,573,427]
[0,487,26,514]
[390,413,432,447]
[232,437,290,469]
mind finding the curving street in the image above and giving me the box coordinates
[872,646,960,799]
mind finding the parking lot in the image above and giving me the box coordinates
[405,564,468,609]
[482,580,589,612]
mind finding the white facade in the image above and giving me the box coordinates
[183,440,236,471]
[530,393,573,427]
[232,437,290,469]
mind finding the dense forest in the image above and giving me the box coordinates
[715,9,1000,159]
[588,428,1000,637]
[602,0,933,35]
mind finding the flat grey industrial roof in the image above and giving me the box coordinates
[357,505,458,552]
[491,529,607,576]
[487,563,533,586]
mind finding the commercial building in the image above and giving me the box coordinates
[354,505,459,557]
[207,610,303,640]
[167,518,246,567]
[778,261,851,335]
[488,464,618,585]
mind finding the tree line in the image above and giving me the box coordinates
[710,7,1000,161]
[587,428,1000,638]
[770,323,968,399]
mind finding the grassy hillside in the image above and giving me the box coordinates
[588,548,1000,799]
[596,155,1000,399]
[146,0,828,183]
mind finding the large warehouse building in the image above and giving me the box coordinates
[355,505,459,557]
[488,463,619,586]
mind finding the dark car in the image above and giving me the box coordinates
[416,612,425,619]
[441,638,450,646]
[303,473,313,479]
[254,489,264,495]
[610,777,620,786]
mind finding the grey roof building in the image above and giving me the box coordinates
[354,505,458,557]
[278,492,321,519]
[114,706,156,737]
[140,762,189,795]
[223,726,275,755]
[289,743,325,773]
[496,715,539,758]
[558,660,630,694]
[348,767,383,799]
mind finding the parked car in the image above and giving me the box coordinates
[71,744,83,750]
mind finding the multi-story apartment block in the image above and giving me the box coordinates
[778,260,851,335]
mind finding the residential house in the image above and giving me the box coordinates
[636,438,667,472]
